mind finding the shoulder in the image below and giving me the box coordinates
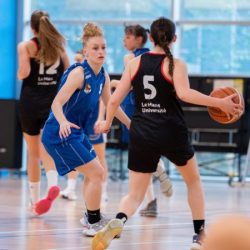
[18,40,38,57]
[173,58,187,69]
[17,41,29,52]
[68,65,84,81]
[104,70,110,79]
[124,53,135,66]
[128,55,141,68]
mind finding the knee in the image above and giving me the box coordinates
[91,167,104,183]
[185,174,202,187]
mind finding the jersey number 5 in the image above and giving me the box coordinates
[143,75,157,100]
[39,59,60,75]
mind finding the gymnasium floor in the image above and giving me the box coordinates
[0,174,250,250]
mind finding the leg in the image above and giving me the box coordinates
[176,155,205,250]
[92,170,152,250]
[77,158,104,211]
[139,178,158,217]
[94,142,109,202]
[60,171,79,200]
[40,135,58,189]
[23,133,41,205]
[176,155,205,220]
[119,170,153,216]
[154,158,173,197]
[24,133,41,183]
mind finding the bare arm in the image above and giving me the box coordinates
[173,59,242,115]
[17,42,30,80]
[97,99,105,121]
[51,67,83,137]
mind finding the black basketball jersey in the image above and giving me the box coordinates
[19,37,64,117]
[130,52,189,149]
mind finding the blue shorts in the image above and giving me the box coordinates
[85,124,106,144]
[42,135,96,176]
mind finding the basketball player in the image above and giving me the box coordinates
[42,23,130,236]
[60,52,109,203]
[111,24,173,217]
[17,10,70,216]
[92,17,243,250]
[60,100,110,203]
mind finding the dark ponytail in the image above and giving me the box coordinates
[150,17,176,78]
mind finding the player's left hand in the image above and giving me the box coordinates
[94,120,111,134]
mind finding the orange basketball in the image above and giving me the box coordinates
[207,87,244,124]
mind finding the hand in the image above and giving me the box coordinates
[59,120,80,139]
[218,93,244,118]
[95,120,111,134]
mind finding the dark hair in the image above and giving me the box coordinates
[124,24,149,47]
[30,10,65,64]
[150,17,176,77]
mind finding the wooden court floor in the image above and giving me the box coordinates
[0,175,250,250]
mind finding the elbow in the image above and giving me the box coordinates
[109,98,120,109]
[176,92,186,101]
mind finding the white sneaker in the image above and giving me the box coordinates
[154,159,173,197]
[28,202,38,216]
[82,214,110,237]
[190,234,202,250]
[60,188,77,201]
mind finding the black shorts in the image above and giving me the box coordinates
[20,115,48,136]
[128,133,194,173]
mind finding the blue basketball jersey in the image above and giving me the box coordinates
[43,60,105,143]
[122,48,149,106]
[121,47,149,144]
[133,47,150,57]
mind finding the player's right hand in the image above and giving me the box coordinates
[59,120,80,139]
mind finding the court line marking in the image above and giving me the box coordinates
[46,239,188,250]
[0,221,193,235]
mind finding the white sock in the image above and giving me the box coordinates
[67,178,77,191]
[46,170,58,189]
[29,181,40,204]
[145,181,155,203]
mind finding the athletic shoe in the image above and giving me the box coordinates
[190,234,202,250]
[153,159,173,197]
[82,213,110,237]
[139,198,157,217]
[60,188,77,201]
[34,186,60,215]
[80,213,121,238]
[28,202,38,216]
[92,218,124,250]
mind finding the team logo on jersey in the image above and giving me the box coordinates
[84,83,91,94]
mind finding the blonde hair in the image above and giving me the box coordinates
[82,22,104,46]
[31,10,65,64]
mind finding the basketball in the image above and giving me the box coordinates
[207,87,244,124]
